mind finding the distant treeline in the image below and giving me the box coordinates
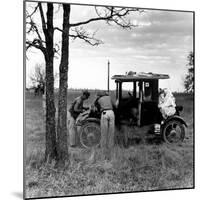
[26,87,193,99]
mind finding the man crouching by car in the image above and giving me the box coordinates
[68,90,90,147]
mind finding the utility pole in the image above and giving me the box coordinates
[107,60,110,93]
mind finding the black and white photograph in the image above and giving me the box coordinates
[24,0,194,199]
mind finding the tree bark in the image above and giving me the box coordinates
[56,4,70,166]
[44,3,57,161]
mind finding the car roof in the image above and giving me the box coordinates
[112,72,170,82]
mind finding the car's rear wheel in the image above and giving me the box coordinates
[79,122,101,149]
[162,120,185,144]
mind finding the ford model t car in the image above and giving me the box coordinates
[76,72,187,149]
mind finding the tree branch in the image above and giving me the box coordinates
[70,15,112,27]
[55,26,102,46]
[53,43,60,58]
[26,4,46,54]
[26,39,46,53]
[54,27,63,32]
[69,27,103,46]
[70,6,140,29]
[26,4,39,18]
[38,2,47,32]
[26,17,45,46]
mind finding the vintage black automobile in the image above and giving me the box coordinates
[76,72,187,149]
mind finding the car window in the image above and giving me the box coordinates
[144,82,152,101]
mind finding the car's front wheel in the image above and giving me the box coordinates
[79,122,101,149]
[162,120,185,144]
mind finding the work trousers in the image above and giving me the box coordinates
[100,110,115,160]
[68,112,76,146]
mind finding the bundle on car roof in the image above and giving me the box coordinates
[112,72,169,81]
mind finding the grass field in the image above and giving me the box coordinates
[25,90,194,199]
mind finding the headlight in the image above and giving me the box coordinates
[154,124,161,134]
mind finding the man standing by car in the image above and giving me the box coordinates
[94,91,115,160]
[68,90,90,147]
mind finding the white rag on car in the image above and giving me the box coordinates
[158,88,176,119]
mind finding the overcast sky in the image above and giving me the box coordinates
[26,2,193,92]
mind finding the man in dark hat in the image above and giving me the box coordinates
[68,90,90,147]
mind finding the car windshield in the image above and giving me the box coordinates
[120,81,154,101]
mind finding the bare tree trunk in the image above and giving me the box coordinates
[56,4,70,166]
[44,3,57,161]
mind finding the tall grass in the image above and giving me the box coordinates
[25,91,194,198]
[25,143,193,198]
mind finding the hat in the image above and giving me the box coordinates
[82,90,90,97]
[97,90,108,97]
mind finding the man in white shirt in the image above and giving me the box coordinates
[94,91,115,160]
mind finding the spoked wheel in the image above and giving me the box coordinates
[162,120,185,144]
[80,122,101,149]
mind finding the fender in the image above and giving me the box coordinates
[78,117,100,126]
[163,115,187,127]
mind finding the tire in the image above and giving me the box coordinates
[79,122,101,149]
[162,120,185,144]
